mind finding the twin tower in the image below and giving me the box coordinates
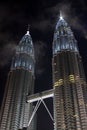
[0,15,87,130]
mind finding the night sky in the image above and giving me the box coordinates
[0,0,87,130]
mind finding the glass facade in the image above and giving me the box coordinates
[53,16,87,130]
[0,30,35,130]
[11,31,35,74]
[0,15,87,130]
[53,17,78,54]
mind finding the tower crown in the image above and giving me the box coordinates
[59,11,64,20]
[53,14,79,54]
[16,29,34,57]
[11,28,35,74]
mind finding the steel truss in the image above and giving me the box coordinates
[27,89,54,128]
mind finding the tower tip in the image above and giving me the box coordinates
[59,11,63,20]
[26,24,30,35]
[27,24,30,31]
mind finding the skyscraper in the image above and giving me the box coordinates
[0,29,35,130]
[1,13,87,130]
[53,15,87,129]
[26,14,87,130]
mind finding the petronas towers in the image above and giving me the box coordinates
[0,14,87,130]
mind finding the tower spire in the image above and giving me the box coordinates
[27,24,30,31]
[59,10,63,20]
[26,24,30,35]
[54,11,78,54]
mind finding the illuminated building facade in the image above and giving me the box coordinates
[0,30,35,130]
[53,16,87,129]
[26,15,87,130]
[0,14,87,130]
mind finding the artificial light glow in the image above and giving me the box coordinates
[54,79,63,87]
[59,10,63,20]
[69,75,75,83]
[60,16,63,20]
[26,31,30,35]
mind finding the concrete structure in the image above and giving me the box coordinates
[0,29,35,130]
[1,14,87,130]
[52,15,87,130]
[27,15,87,130]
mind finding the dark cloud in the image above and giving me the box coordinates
[0,43,16,67]
[44,2,87,39]
[69,16,87,39]
[32,20,53,32]
[0,1,87,71]
[0,1,87,130]
[34,41,48,75]
[30,1,87,40]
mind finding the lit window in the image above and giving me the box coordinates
[21,46,23,51]
[74,114,78,118]
[69,75,75,83]
[54,63,56,65]
[62,43,65,49]
[54,79,63,87]
[79,100,84,105]
[54,81,58,87]
[18,60,21,66]
[55,48,57,53]
[31,41,32,45]
[70,43,73,50]
[29,64,32,70]
[61,30,63,34]
[58,79,63,85]
[76,75,79,80]
[26,62,29,68]
[15,62,17,67]
[57,31,59,35]
[66,43,69,49]
[30,49,32,53]
[75,45,78,52]
[22,61,25,67]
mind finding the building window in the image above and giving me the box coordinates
[21,46,23,51]
[29,64,32,70]
[54,79,63,87]
[69,75,75,83]
[15,62,17,67]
